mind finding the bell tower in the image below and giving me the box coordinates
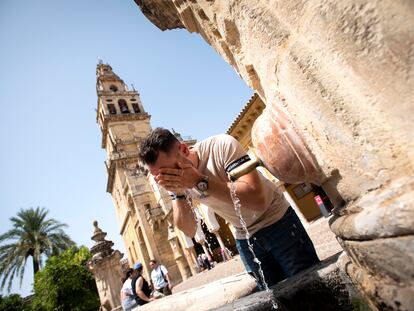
[96,61,150,162]
[95,62,194,285]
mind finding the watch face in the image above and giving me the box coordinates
[197,181,208,192]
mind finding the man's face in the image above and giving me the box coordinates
[147,143,191,177]
[149,261,157,269]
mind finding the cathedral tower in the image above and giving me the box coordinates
[96,62,194,284]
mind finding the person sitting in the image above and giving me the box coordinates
[131,262,154,306]
[120,268,138,311]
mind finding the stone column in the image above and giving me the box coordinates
[87,221,124,311]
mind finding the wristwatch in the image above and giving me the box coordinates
[195,175,209,198]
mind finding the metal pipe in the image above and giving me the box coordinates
[228,150,264,181]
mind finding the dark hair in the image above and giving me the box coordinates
[121,268,134,283]
[138,128,180,165]
[149,259,157,264]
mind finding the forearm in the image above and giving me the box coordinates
[208,173,266,210]
[137,290,151,302]
[156,163,266,213]
[165,273,172,287]
[173,200,197,237]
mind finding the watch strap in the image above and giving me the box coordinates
[170,193,186,200]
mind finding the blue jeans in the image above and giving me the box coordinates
[236,207,319,290]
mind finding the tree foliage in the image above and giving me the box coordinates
[32,246,100,311]
[0,207,74,292]
[0,293,30,311]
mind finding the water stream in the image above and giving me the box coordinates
[229,182,279,310]
[182,187,278,309]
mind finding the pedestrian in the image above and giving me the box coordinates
[197,254,205,271]
[131,262,153,306]
[149,259,173,296]
[138,128,320,289]
[201,253,211,270]
[120,268,137,311]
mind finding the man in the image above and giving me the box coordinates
[138,128,319,289]
[131,262,153,305]
[149,259,172,296]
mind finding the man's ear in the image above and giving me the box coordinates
[178,143,190,156]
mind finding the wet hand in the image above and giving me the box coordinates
[155,167,186,194]
[156,162,202,192]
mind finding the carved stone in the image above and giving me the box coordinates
[133,1,414,309]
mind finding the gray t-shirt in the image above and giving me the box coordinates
[191,134,289,239]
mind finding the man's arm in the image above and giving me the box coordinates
[210,170,266,211]
[159,164,267,212]
[172,199,197,237]
[162,266,173,289]
[135,277,152,302]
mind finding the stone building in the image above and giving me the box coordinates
[95,62,237,287]
[133,2,413,310]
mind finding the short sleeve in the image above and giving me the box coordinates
[216,134,248,171]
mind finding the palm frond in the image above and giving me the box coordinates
[0,206,75,292]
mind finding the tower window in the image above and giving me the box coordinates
[131,98,137,101]
[107,104,116,114]
[118,99,129,114]
[109,85,118,92]
[132,104,141,113]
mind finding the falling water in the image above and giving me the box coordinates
[185,192,214,263]
[229,182,278,310]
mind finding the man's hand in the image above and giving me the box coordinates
[155,166,186,194]
[155,162,202,193]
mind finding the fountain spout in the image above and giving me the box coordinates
[228,149,264,181]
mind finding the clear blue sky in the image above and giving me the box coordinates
[0,0,252,296]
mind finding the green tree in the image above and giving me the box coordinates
[0,293,30,311]
[0,207,74,291]
[32,246,100,311]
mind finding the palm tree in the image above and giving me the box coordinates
[0,207,75,291]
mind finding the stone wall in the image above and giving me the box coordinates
[133,1,414,310]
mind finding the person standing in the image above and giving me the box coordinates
[149,259,172,296]
[201,253,211,270]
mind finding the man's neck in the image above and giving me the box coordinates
[188,150,199,169]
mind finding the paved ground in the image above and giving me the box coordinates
[173,255,247,294]
[133,256,255,311]
[170,215,343,295]
[132,215,344,311]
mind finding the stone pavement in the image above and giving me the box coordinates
[173,255,247,294]
[131,251,365,311]
[133,256,256,311]
[131,215,345,311]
